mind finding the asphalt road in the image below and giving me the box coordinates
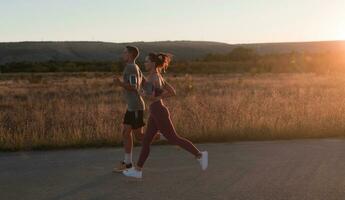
[1,139,345,200]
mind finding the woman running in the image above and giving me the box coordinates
[123,53,208,178]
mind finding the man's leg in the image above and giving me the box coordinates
[122,124,133,165]
[113,123,133,173]
[133,127,144,141]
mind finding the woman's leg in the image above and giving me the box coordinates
[136,115,158,168]
[158,109,201,157]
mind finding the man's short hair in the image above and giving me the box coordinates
[126,46,139,60]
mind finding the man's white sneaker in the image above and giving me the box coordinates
[197,151,208,171]
[122,167,142,179]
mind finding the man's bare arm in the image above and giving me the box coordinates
[113,76,137,91]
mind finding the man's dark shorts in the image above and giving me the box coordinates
[123,110,145,129]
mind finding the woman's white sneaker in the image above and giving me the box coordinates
[122,167,142,179]
[198,151,208,171]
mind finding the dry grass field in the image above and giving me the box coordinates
[1,72,345,151]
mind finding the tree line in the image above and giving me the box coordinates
[1,47,344,73]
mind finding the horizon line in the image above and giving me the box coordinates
[1,39,345,45]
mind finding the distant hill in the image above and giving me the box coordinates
[0,41,234,64]
[1,40,345,64]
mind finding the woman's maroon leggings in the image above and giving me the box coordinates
[137,101,200,168]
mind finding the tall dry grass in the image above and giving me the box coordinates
[1,72,345,151]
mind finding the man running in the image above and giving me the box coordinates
[113,46,146,172]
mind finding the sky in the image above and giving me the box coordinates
[1,0,345,44]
